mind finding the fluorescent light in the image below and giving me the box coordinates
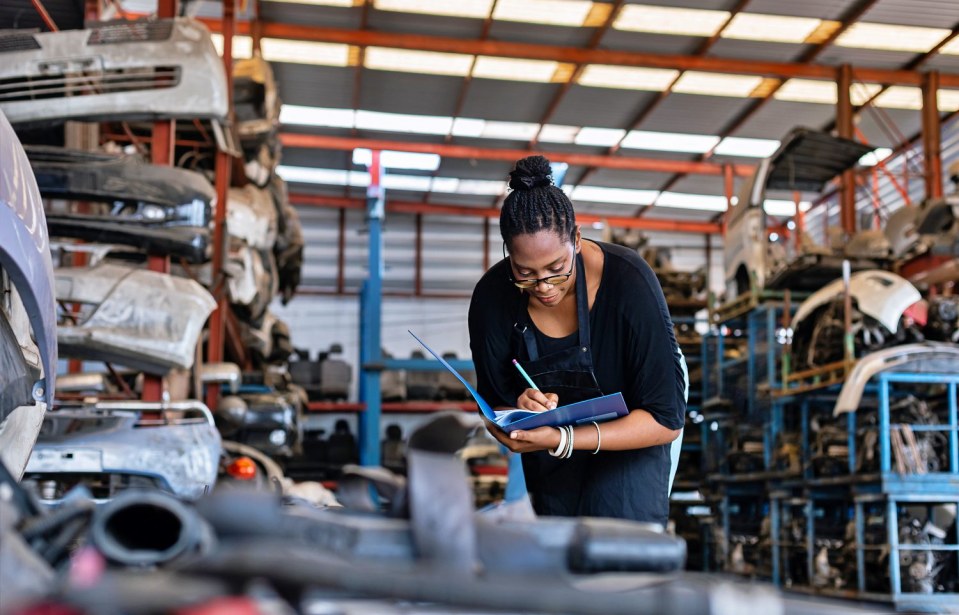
[859,148,893,167]
[939,90,959,112]
[714,137,780,158]
[382,174,432,191]
[872,86,922,110]
[364,47,472,77]
[480,121,540,141]
[492,0,593,27]
[450,117,485,138]
[274,0,356,5]
[574,127,625,147]
[836,22,950,52]
[774,79,881,105]
[621,130,719,154]
[280,105,355,128]
[577,65,678,91]
[537,124,579,144]
[355,110,452,135]
[472,56,560,83]
[374,0,490,18]
[723,13,824,43]
[261,38,352,66]
[210,34,253,59]
[764,199,811,217]
[656,192,727,211]
[352,148,441,171]
[672,71,763,98]
[277,165,349,185]
[571,185,659,206]
[614,4,729,37]
[457,179,504,195]
[430,177,459,193]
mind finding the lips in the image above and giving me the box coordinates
[536,294,558,305]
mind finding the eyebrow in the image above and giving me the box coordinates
[512,253,568,271]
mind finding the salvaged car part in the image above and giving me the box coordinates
[91,490,214,567]
[0,18,227,126]
[30,146,215,263]
[791,270,922,372]
[234,53,280,145]
[833,343,959,415]
[724,128,874,297]
[55,262,216,374]
[269,176,303,304]
[227,184,278,250]
[0,110,57,480]
[23,401,221,503]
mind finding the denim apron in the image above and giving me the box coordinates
[512,252,604,516]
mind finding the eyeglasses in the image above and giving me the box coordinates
[504,244,575,289]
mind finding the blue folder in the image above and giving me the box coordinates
[409,331,629,431]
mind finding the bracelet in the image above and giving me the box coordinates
[591,421,601,455]
[565,425,575,459]
[548,426,567,457]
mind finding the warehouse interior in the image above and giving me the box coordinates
[2,0,959,613]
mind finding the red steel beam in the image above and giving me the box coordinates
[197,18,959,88]
[290,194,722,234]
[30,0,59,31]
[838,64,857,235]
[279,133,753,177]
[922,71,943,200]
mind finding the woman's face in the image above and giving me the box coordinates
[506,230,580,308]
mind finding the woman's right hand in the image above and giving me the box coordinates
[517,388,559,412]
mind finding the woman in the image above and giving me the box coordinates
[468,155,686,525]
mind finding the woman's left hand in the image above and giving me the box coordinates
[484,418,560,453]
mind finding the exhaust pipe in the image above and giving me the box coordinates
[90,491,211,567]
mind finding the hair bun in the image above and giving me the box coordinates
[508,155,553,191]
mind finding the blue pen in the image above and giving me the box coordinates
[512,359,539,391]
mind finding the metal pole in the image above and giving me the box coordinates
[837,64,856,237]
[358,151,384,467]
[922,71,943,200]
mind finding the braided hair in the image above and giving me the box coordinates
[500,155,576,248]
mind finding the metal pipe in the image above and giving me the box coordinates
[30,0,59,31]
[838,64,857,237]
[279,133,753,177]
[922,71,943,200]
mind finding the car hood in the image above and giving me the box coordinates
[792,270,921,334]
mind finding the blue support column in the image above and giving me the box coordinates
[879,374,890,474]
[358,151,384,467]
[888,497,901,598]
[771,496,780,585]
[847,410,856,476]
[949,382,958,474]
[855,500,865,592]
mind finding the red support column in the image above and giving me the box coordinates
[922,71,943,200]
[206,0,236,411]
[838,64,857,237]
[722,163,734,238]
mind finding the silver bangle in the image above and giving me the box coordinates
[565,425,575,458]
[591,421,601,454]
[548,426,567,457]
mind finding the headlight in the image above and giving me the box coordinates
[141,204,167,221]
[269,429,287,446]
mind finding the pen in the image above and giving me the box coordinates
[512,359,539,391]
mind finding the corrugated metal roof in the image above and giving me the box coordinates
[281,148,351,169]
[668,174,727,196]
[460,79,562,122]
[435,158,512,180]
[708,38,808,63]
[360,71,462,116]
[856,107,921,148]
[600,30,704,55]
[924,54,959,73]
[259,2,361,28]
[635,93,753,134]
[550,87,659,129]
[642,206,720,221]
[733,100,837,140]
[368,10,486,39]
[817,46,918,69]
[746,0,856,20]
[275,64,355,108]
[585,168,674,189]
[860,0,959,28]
[488,20,596,47]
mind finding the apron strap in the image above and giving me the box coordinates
[513,251,590,361]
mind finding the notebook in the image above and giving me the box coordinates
[409,330,628,431]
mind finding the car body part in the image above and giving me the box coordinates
[55,262,216,374]
[791,270,922,372]
[234,53,280,146]
[23,401,221,504]
[227,184,278,250]
[724,128,874,296]
[0,110,57,480]
[30,145,215,263]
[0,18,227,127]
